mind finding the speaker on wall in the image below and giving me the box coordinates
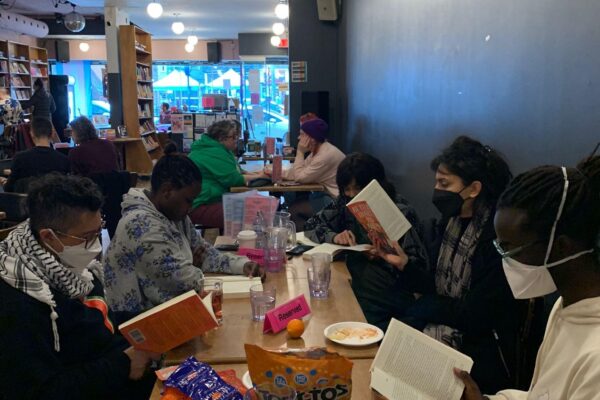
[317,0,338,21]
[301,91,329,124]
[55,40,70,62]
[207,42,221,63]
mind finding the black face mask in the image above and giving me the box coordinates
[432,188,465,218]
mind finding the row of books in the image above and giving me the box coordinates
[140,120,155,134]
[0,61,7,73]
[137,84,152,98]
[141,134,159,151]
[137,103,152,117]
[136,65,151,81]
[10,62,28,74]
[11,76,26,86]
[13,89,30,100]
[30,66,47,77]
[0,76,6,87]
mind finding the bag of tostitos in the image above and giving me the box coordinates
[245,344,353,399]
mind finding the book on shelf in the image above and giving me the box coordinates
[0,61,7,73]
[136,65,151,81]
[137,103,152,117]
[119,290,218,353]
[141,134,159,151]
[137,83,153,98]
[346,179,412,251]
[140,120,155,134]
[13,89,29,100]
[11,76,25,86]
[370,318,473,400]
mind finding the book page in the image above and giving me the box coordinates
[347,180,412,242]
[303,242,372,259]
[296,232,320,247]
[371,319,473,400]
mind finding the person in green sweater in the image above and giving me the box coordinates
[188,120,267,230]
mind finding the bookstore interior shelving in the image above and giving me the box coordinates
[0,41,48,103]
[118,25,163,174]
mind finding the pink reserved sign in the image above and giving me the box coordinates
[238,248,265,266]
[263,294,311,334]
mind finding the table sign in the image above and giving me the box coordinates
[263,294,310,334]
[238,248,265,266]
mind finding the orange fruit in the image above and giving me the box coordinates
[286,319,305,338]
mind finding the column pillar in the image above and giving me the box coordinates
[104,6,129,129]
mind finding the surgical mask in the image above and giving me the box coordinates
[432,188,465,218]
[502,167,595,299]
[48,233,102,274]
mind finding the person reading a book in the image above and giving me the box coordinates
[371,136,518,393]
[105,148,263,319]
[188,119,269,230]
[0,174,158,399]
[303,152,429,331]
[455,155,600,400]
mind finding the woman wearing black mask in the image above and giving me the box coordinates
[372,136,518,393]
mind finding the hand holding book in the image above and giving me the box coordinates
[368,231,409,271]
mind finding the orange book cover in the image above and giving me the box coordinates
[346,200,394,252]
[118,290,218,353]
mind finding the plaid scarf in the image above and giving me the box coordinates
[0,221,95,351]
[423,207,491,349]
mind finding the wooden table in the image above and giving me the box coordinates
[149,359,375,399]
[230,183,325,193]
[241,155,296,162]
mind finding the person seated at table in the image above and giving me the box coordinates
[68,116,119,176]
[188,119,268,230]
[104,147,263,318]
[0,173,158,399]
[456,155,600,400]
[304,152,429,331]
[159,102,171,124]
[372,136,518,393]
[4,117,70,193]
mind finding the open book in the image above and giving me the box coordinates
[119,290,218,353]
[347,180,412,249]
[371,319,473,400]
[296,232,372,259]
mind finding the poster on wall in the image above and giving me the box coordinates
[291,61,307,83]
[249,70,260,93]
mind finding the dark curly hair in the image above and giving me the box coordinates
[337,152,397,200]
[498,155,600,250]
[431,135,512,212]
[151,151,202,193]
[27,173,103,235]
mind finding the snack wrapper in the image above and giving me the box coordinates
[163,356,243,400]
[245,344,353,399]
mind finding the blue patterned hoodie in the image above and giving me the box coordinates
[104,188,247,315]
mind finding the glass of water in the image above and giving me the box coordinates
[250,284,276,321]
[308,253,332,298]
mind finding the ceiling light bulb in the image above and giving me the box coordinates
[187,35,198,45]
[272,22,285,35]
[79,42,90,52]
[270,35,282,47]
[274,3,289,19]
[146,2,163,19]
[184,43,195,53]
[172,21,185,35]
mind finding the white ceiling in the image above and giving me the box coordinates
[9,0,282,39]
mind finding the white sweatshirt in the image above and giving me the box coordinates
[488,296,600,400]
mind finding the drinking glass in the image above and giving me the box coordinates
[244,383,297,400]
[308,253,332,298]
[201,278,223,324]
[265,227,288,272]
[250,284,276,321]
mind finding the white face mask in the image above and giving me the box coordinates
[502,167,594,299]
[49,232,102,274]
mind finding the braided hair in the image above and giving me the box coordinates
[498,156,600,251]
[431,136,512,212]
[151,146,202,193]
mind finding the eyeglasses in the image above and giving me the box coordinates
[55,220,105,249]
[492,238,546,259]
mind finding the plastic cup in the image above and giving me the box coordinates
[250,284,276,321]
[308,253,332,298]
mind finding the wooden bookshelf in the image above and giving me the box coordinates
[7,41,32,100]
[29,46,49,86]
[119,25,163,173]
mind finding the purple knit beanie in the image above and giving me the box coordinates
[300,118,329,143]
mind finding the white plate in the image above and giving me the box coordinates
[242,370,253,389]
[324,321,384,347]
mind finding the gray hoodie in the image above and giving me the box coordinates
[104,188,247,314]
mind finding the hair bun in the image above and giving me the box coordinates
[163,141,178,155]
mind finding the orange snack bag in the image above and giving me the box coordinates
[245,344,353,399]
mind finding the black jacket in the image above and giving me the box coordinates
[4,146,70,193]
[402,216,520,393]
[20,88,56,120]
[0,276,153,399]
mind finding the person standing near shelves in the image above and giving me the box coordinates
[0,88,22,126]
[68,116,119,176]
[19,78,55,121]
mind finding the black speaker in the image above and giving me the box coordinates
[207,42,221,63]
[49,75,69,141]
[301,91,329,124]
[55,40,70,63]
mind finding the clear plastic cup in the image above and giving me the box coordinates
[308,253,332,298]
[250,284,276,321]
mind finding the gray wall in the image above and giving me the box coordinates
[238,33,288,57]
[289,0,341,144]
[340,0,600,218]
